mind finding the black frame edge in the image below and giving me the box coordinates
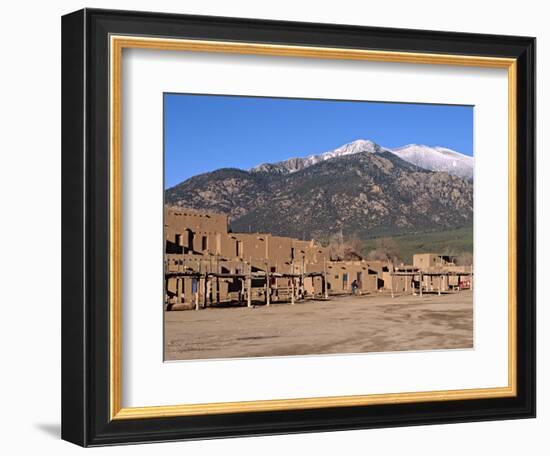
[515,37,537,420]
[61,8,88,447]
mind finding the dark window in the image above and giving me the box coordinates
[186,229,194,250]
[236,241,243,257]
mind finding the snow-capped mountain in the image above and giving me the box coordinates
[391,144,474,180]
[166,143,473,240]
[251,139,473,180]
[251,139,384,175]
[306,139,384,163]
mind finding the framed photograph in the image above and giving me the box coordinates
[61,8,536,446]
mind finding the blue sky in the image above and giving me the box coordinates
[164,93,473,188]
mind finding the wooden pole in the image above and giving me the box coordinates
[216,256,220,304]
[419,272,423,297]
[247,261,252,308]
[300,255,305,299]
[291,258,295,304]
[239,259,244,304]
[323,257,329,299]
[164,260,169,307]
[275,261,279,297]
[247,276,252,307]
[194,279,199,311]
[197,261,202,309]
[266,262,271,306]
[264,263,267,305]
[391,275,395,298]
[203,274,208,308]
[238,277,242,305]
[202,258,208,308]
[207,257,212,306]
[216,276,221,304]
[176,278,182,304]
[438,275,442,296]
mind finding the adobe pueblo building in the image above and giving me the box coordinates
[164,207,473,310]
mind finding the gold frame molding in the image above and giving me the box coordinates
[109,35,518,420]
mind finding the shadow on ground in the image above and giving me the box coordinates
[34,423,60,439]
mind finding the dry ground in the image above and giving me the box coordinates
[164,290,473,361]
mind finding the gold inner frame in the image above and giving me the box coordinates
[109,35,518,420]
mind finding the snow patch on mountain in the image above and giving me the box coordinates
[391,144,474,179]
[251,139,384,175]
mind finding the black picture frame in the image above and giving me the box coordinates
[62,8,536,447]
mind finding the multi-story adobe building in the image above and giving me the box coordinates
[164,207,384,309]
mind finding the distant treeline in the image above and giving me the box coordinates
[320,226,473,265]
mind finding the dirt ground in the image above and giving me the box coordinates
[164,290,473,361]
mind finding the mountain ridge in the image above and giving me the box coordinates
[250,139,473,180]
[165,142,473,241]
